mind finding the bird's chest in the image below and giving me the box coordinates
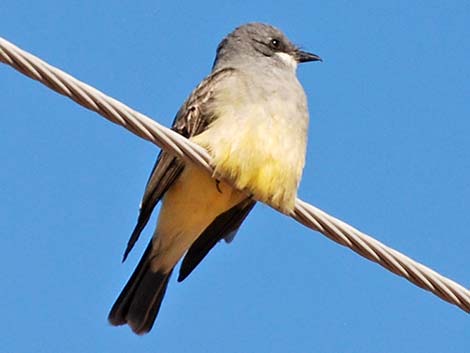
[192,91,307,212]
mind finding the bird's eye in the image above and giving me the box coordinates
[270,38,280,49]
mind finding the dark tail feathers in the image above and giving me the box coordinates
[108,242,172,335]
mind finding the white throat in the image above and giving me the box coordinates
[276,52,298,71]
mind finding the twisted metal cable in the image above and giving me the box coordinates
[1,37,469,313]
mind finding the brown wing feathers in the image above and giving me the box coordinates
[122,68,236,261]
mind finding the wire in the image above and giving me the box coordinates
[1,36,469,313]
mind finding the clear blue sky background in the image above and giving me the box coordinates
[1,1,469,352]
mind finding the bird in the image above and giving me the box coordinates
[108,22,321,335]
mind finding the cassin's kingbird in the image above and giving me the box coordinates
[108,22,321,334]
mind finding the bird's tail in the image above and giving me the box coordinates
[108,241,173,335]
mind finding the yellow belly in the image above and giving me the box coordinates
[151,163,245,271]
[190,70,308,213]
[192,103,306,213]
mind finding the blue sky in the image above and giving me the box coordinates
[1,1,469,352]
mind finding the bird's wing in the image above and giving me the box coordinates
[178,198,256,282]
[122,68,236,261]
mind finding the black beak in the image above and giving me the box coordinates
[295,49,322,63]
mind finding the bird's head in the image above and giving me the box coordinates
[214,23,321,72]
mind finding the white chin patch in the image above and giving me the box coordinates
[276,52,298,70]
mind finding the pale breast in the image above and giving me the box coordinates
[192,71,309,213]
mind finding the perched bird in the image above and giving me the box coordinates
[108,22,321,334]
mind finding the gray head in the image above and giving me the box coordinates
[213,23,321,71]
